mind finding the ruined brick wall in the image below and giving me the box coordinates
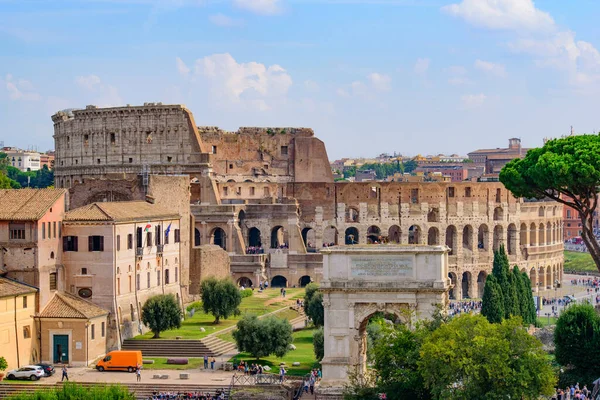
[294,137,334,183]
[68,177,142,209]
[189,245,231,298]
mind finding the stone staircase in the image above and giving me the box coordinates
[121,336,236,358]
[0,382,231,400]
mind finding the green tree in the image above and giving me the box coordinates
[201,277,242,324]
[500,134,600,271]
[419,314,556,400]
[0,174,13,189]
[304,282,319,305]
[515,268,537,325]
[481,275,505,323]
[233,315,293,360]
[306,291,324,326]
[554,304,600,385]
[313,327,324,361]
[141,294,182,338]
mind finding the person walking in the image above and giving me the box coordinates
[61,365,68,382]
[279,366,286,383]
[136,363,142,382]
[309,374,315,395]
[210,357,215,370]
[203,355,209,369]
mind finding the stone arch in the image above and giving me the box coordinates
[493,225,504,251]
[546,266,553,288]
[538,265,546,289]
[462,225,474,251]
[367,226,381,244]
[408,225,421,244]
[346,207,359,223]
[210,227,227,250]
[493,207,503,221]
[477,271,487,298]
[237,277,253,287]
[539,223,545,246]
[302,227,316,249]
[530,223,537,246]
[427,227,439,245]
[50,251,55,259]
[507,223,517,255]
[345,227,359,245]
[299,275,312,287]
[462,271,472,299]
[529,267,537,288]
[448,272,458,300]
[248,227,262,247]
[478,224,489,250]
[194,228,201,247]
[546,223,552,245]
[445,225,457,255]
[388,225,401,244]
[323,226,338,246]
[271,275,287,288]
[237,210,246,229]
[271,226,284,248]
[520,223,527,248]
[538,206,544,217]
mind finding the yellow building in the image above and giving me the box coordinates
[0,277,38,371]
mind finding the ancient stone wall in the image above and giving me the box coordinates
[189,245,231,297]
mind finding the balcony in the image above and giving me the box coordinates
[157,244,164,255]
[136,247,143,258]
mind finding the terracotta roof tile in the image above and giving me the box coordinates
[40,292,109,319]
[64,201,179,223]
[0,277,37,298]
[0,189,67,221]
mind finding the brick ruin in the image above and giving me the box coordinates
[52,104,564,301]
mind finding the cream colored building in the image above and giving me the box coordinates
[39,291,108,366]
[0,277,38,371]
[62,201,182,349]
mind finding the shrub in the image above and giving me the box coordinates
[241,288,253,298]
[0,356,7,372]
[186,301,202,313]
[233,315,293,359]
[7,382,134,399]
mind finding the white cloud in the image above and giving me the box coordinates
[414,58,430,75]
[304,80,320,93]
[75,74,101,91]
[209,13,243,27]
[176,57,190,77]
[474,60,506,77]
[442,0,554,32]
[233,0,282,15]
[446,65,473,85]
[75,75,122,107]
[3,74,41,101]
[367,73,391,91]
[461,93,487,108]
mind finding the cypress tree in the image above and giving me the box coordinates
[520,271,537,325]
[481,275,505,323]
[505,269,520,318]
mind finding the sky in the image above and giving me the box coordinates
[2,0,600,160]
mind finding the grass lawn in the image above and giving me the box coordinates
[141,358,204,370]
[229,327,319,377]
[564,251,598,273]
[132,288,304,340]
[537,316,558,327]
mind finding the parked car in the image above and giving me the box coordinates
[35,363,55,376]
[5,365,45,381]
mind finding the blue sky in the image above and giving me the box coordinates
[2,0,600,160]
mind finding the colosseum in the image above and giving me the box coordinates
[52,103,564,301]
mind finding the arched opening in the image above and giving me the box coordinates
[445,225,457,255]
[323,226,338,246]
[238,210,246,229]
[546,266,552,288]
[529,267,536,289]
[546,224,551,245]
[477,271,487,298]
[210,227,227,250]
[427,227,439,245]
[462,225,473,251]
[367,226,381,244]
[299,275,312,287]
[302,227,316,251]
[478,224,488,251]
[388,225,401,244]
[538,266,546,289]
[408,225,421,244]
[493,207,503,221]
[248,227,262,248]
[448,272,458,300]
[462,272,472,299]
[194,228,201,247]
[539,223,545,246]
[50,251,55,259]
[520,223,527,248]
[427,208,440,222]
[237,277,253,288]
[529,223,537,246]
[271,226,285,249]
[271,275,287,288]
[538,206,544,217]
[507,224,517,255]
[493,225,504,251]
[346,207,359,223]
[345,227,359,245]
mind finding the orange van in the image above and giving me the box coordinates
[96,350,142,372]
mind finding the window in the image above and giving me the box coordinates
[264,187,270,196]
[58,222,62,238]
[174,229,180,243]
[48,222,51,238]
[42,223,45,239]
[23,326,31,339]
[147,272,151,288]
[223,187,228,196]
[411,188,419,204]
[567,209,571,219]
[229,164,233,169]
[250,187,255,196]
[101,322,105,337]
[495,188,501,202]
[9,223,25,240]
[97,158,101,164]
[211,145,217,154]
[84,134,89,143]
[236,187,241,196]
[50,251,54,259]
[447,187,455,198]
[129,157,133,163]
[146,232,152,247]
[49,273,57,290]
[127,234,133,249]
[167,156,172,162]
[116,235,121,251]
[157,270,161,286]
[175,267,178,282]
[63,236,78,252]
[88,236,104,252]
[53,222,56,238]
[465,187,472,198]
[155,226,161,246]
[91,324,95,340]
[281,146,288,156]
[110,133,116,144]
[128,276,132,292]
[136,274,140,291]
[165,269,170,285]
[117,277,120,295]
[165,229,169,245]
[81,268,88,275]
[22,296,27,308]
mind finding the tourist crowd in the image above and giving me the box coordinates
[146,389,225,400]
[235,361,266,375]
[245,246,264,254]
[554,383,594,399]
[448,300,482,316]
[301,369,322,395]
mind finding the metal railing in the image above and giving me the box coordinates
[156,244,164,254]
